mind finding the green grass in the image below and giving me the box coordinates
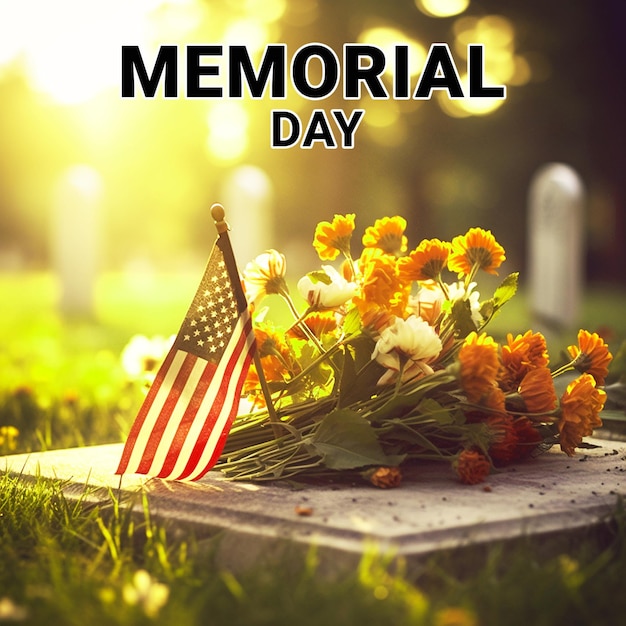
[1,272,626,624]
[1,471,626,625]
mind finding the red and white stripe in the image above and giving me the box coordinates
[116,314,255,481]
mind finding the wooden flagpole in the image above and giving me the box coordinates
[210,203,282,436]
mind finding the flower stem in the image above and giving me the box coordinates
[279,287,328,356]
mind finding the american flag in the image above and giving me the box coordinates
[116,236,256,481]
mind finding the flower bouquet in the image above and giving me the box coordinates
[211,214,612,486]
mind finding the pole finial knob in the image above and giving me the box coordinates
[210,203,229,233]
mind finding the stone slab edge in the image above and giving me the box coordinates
[3,439,626,571]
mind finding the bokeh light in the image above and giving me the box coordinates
[0,0,622,287]
[357,26,427,77]
[206,102,249,162]
[415,0,470,19]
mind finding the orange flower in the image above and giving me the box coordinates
[458,332,501,403]
[313,213,355,260]
[359,305,396,335]
[367,466,402,488]
[253,324,300,378]
[558,373,606,456]
[242,364,265,407]
[500,330,549,391]
[511,417,543,460]
[448,227,506,277]
[362,216,408,256]
[518,366,557,414]
[464,385,506,423]
[454,449,491,484]
[567,329,613,386]
[487,414,519,465]
[254,324,287,358]
[288,311,338,340]
[434,607,477,626]
[398,238,451,282]
[355,250,409,317]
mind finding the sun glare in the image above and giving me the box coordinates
[206,102,249,162]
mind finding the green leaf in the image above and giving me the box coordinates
[342,307,362,336]
[306,270,333,285]
[493,272,518,308]
[481,273,519,323]
[416,398,456,425]
[450,298,477,339]
[308,409,404,470]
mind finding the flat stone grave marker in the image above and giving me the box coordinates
[527,163,585,330]
[3,436,625,575]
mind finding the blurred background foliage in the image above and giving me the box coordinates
[0,0,624,278]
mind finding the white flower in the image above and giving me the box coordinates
[242,249,287,305]
[447,280,483,326]
[122,570,170,618]
[372,315,442,384]
[406,281,445,324]
[297,265,358,309]
[121,335,174,382]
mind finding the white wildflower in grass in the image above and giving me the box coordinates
[447,280,483,326]
[297,265,358,309]
[122,570,170,618]
[242,249,287,305]
[372,315,443,384]
[121,335,174,383]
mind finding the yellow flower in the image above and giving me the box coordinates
[355,249,409,317]
[567,329,613,386]
[0,597,28,621]
[242,249,287,305]
[448,227,506,277]
[0,425,20,452]
[458,332,501,403]
[122,570,169,618]
[362,216,408,255]
[558,373,606,456]
[397,238,451,282]
[313,213,355,260]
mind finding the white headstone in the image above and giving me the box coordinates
[51,165,102,317]
[220,165,274,260]
[527,163,585,329]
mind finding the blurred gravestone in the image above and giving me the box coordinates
[51,165,102,317]
[221,165,274,260]
[527,163,585,329]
